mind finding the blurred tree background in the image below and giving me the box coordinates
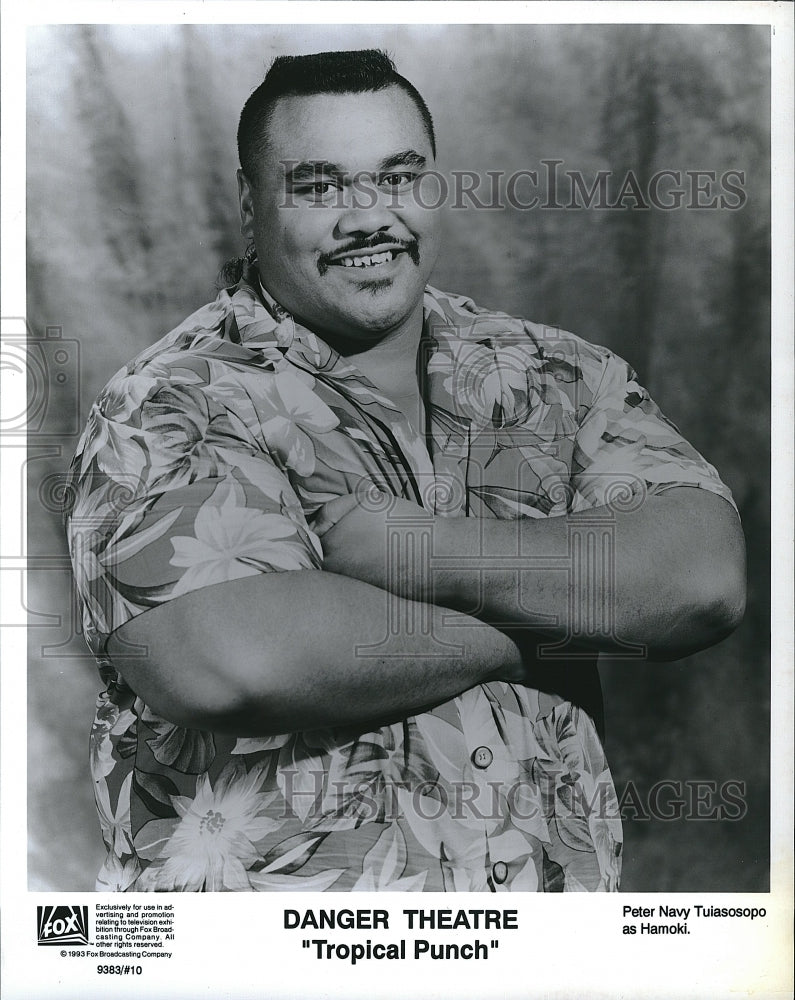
[26,23,770,891]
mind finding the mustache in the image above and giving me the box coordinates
[317,236,420,274]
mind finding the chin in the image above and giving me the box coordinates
[337,289,417,329]
[326,307,410,345]
[347,313,406,339]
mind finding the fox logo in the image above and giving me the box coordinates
[37,905,89,946]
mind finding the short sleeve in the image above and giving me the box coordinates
[65,367,322,655]
[570,350,738,513]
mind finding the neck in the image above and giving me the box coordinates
[327,300,425,396]
[253,270,425,397]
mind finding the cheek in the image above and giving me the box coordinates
[279,209,331,252]
[257,220,322,285]
[255,199,325,255]
[410,210,442,267]
[407,203,441,242]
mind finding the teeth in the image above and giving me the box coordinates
[339,250,394,268]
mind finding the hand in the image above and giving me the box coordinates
[313,489,434,595]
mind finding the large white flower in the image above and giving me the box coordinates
[259,370,339,477]
[148,763,282,892]
[169,476,314,595]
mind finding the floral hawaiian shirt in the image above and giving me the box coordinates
[65,265,736,892]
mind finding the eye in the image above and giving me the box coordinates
[379,172,416,189]
[293,180,340,202]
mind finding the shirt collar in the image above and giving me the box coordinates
[233,261,453,378]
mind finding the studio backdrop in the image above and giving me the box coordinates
[26,22,770,891]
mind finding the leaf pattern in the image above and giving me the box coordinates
[142,718,216,774]
[132,770,181,820]
[254,832,328,875]
[133,818,180,862]
[67,266,736,892]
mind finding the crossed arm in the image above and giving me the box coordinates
[108,485,745,736]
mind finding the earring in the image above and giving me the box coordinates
[244,243,257,264]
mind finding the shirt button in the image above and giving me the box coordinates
[471,746,493,769]
[492,861,509,884]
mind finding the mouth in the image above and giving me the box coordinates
[332,249,400,269]
[318,240,420,275]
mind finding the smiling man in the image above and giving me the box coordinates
[65,50,745,893]
[239,89,439,344]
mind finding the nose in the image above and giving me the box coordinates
[334,184,399,239]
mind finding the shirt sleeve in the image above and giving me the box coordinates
[570,348,738,513]
[65,367,322,655]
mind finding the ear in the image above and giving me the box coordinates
[237,169,256,239]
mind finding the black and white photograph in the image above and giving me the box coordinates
[2,3,792,998]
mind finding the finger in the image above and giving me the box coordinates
[312,493,360,538]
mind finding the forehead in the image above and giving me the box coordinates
[263,87,432,174]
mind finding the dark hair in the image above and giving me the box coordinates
[237,49,436,184]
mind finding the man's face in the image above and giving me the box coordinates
[238,86,441,347]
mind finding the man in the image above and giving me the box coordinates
[66,49,745,892]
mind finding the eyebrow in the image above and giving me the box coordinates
[284,160,345,183]
[284,150,428,183]
[377,150,427,172]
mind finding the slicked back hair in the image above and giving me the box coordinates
[237,49,436,185]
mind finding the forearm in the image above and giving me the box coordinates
[108,570,523,736]
[430,488,745,658]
